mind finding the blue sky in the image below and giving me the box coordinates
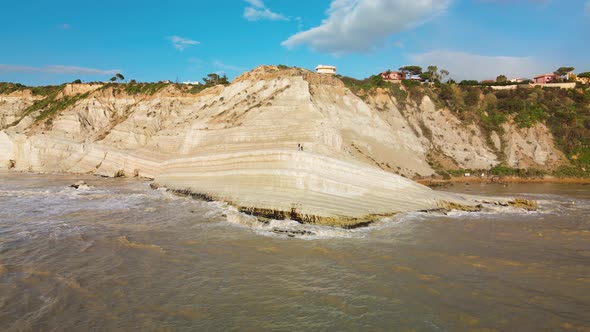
[0,0,589,85]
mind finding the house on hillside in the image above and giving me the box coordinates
[534,73,560,84]
[316,65,336,75]
[510,78,528,83]
[380,70,403,83]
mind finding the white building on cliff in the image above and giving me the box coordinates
[316,65,336,75]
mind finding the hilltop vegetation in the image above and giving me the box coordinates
[0,82,66,96]
[99,74,230,96]
[340,74,590,177]
[1,71,231,97]
[1,72,235,130]
[4,84,91,125]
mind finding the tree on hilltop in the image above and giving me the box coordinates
[440,69,450,81]
[202,73,230,87]
[496,75,507,83]
[417,66,450,82]
[109,73,125,83]
[554,67,575,82]
[555,67,575,76]
[427,66,438,80]
[399,65,423,79]
[419,66,436,81]
[419,72,432,81]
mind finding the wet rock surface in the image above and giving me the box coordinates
[70,181,89,189]
[271,228,315,238]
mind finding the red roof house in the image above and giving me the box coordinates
[534,74,560,84]
[380,71,403,82]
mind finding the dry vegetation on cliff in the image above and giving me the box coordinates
[338,75,590,178]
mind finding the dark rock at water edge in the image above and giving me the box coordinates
[271,228,315,238]
[70,181,88,189]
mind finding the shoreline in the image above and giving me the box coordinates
[1,170,540,228]
[417,176,590,186]
[4,169,589,184]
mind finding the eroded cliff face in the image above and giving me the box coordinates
[501,121,566,170]
[363,88,567,173]
[0,90,39,130]
[0,69,568,177]
[0,67,549,224]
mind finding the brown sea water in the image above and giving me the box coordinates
[0,173,589,331]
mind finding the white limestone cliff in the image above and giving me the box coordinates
[0,67,542,226]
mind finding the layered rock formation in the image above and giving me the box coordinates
[0,67,546,225]
[0,90,39,130]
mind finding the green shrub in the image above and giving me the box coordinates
[438,170,451,180]
[124,82,168,95]
[338,74,395,96]
[496,97,526,114]
[489,165,547,178]
[0,82,28,94]
[514,106,547,128]
[401,79,420,88]
[21,85,66,117]
[459,80,479,86]
[31,85,64,96]
[552,165,589,178]
[35,92,90,122]
[187,84,206,94]
[400,83,425,105]
[464,87,481,107]
[390,84,407,108]
[480,110,507,133]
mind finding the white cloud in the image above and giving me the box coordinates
[212,60,247,72]
[243,0,288,21]
[282,0,453,54]
[169,35,200,51]
[585,0,590,17]
[408,50,549,81]
[245,0,264,8]
[0,64,120,75]
[295,16,303,30]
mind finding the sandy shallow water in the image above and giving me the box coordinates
[0,173,589,331]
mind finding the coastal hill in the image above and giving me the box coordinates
[1,65,584,225]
